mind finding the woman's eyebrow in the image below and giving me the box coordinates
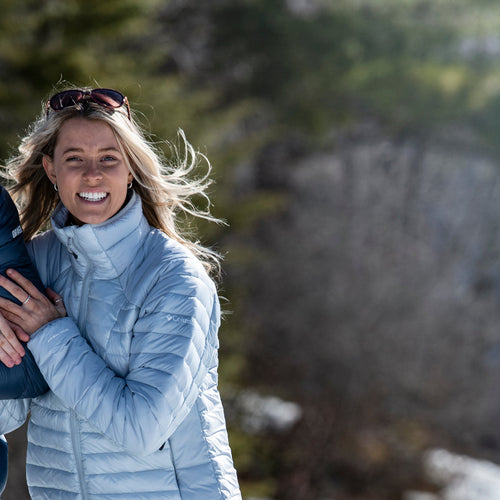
[60,146,121,155]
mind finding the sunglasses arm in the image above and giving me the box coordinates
[123,96,131,120]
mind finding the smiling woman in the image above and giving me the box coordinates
[0,87,241,500]
[42,118,133,225]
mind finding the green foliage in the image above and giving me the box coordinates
[0,0,218,161]
[0,1,144,124]
[201,0,468,134]
[2,0,500,154]
[164,0,500,153]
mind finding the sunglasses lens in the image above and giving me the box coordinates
[49,90,84,111]
[91,89,124,108]
[47,88,129,119]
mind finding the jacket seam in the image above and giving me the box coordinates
[196,398,226,498]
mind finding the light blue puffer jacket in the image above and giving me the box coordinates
[0,192,241,499]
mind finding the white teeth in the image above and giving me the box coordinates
[78,192,107,201]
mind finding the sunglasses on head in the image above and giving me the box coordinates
[45,88,131,120]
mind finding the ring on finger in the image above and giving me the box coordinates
[55,298,63,304]
[22,295,31,305]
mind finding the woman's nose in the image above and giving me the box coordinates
[82,162,102,180]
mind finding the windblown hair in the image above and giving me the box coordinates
[1,94,222,276]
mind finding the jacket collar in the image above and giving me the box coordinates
[51,192,150,278]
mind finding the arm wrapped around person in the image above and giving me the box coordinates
[0,186,49,399]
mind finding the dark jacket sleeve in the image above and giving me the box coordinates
[0,186,49,399]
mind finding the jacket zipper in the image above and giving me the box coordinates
[77,261,92,335]
[69,243,93,499]
[168,440,181,491]
[70,410,89,500]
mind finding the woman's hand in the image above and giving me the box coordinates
[0,269,66,366]
[0,313,26,367]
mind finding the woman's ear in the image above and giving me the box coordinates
[42,155,57,184]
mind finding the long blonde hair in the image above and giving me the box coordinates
[2,96,222,276]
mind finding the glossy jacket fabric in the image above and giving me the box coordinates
[0,186,48,399]
[0,192,241,499]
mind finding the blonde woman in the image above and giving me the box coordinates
[0,88,241,499]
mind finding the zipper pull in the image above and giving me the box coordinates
[67,237,78,259]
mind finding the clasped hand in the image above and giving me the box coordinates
[0,269,66,367]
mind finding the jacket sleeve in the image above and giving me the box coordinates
[0,399,30,434]
[0,349,49,399]
[0,186,49,399]
[27,258,220,456]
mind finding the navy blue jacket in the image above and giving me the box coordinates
[0,186,48,398]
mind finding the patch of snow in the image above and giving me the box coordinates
[236,390,302,434]
[407,448,500,500]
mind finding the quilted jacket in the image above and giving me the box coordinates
[0,185,48,398]
[0,192,241,499]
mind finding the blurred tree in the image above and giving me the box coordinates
[0,0,143,150]
[0,0,223,160]
[163,0,481,135]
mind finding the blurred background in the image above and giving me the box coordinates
[3,0,500,498]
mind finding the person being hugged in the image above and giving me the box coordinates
[0,87,241,499]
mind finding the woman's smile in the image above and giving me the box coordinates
[78,191,108,202]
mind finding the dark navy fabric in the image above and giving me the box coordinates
[0,436,6,494]
[0,186,49,399]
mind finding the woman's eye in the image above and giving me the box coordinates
[102,156,117,163]
[66,156,82,163]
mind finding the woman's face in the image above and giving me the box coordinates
[43,117,133,225]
